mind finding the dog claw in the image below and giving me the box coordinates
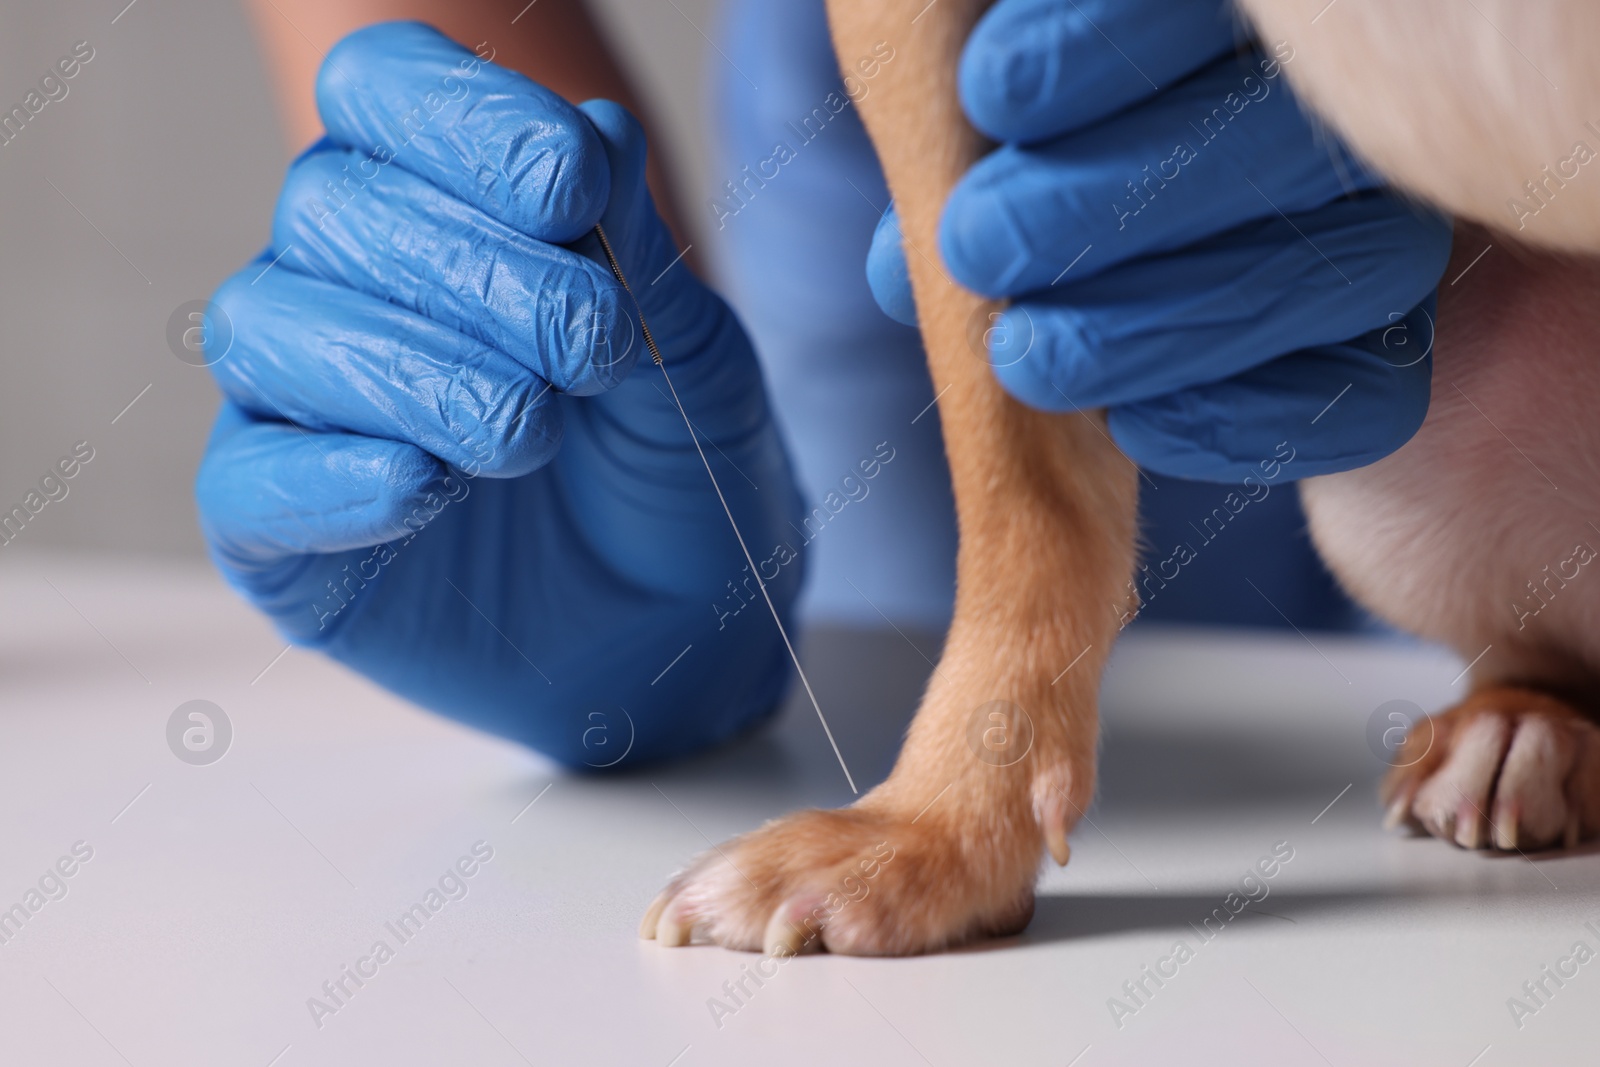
[1493,803,1520,851]
[1383,796,1411,831]
[762,906,810,958]
[1455,801,1486,849]
[656,910,693,947]
[1045,823,1071,866]
[639,890,670,939]
[769,895,833,956]
[1033,767,1076,867]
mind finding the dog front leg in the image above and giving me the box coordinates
[641,0,1139,955]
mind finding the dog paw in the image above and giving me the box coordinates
[640,790,1045,956]
[1382,686,1600,851]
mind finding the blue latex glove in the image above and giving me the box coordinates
[866,0,1452,481]
[195,23,804,767]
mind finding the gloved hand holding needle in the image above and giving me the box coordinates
[196,23,804,766]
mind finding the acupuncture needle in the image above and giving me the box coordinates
[591,224,857,794]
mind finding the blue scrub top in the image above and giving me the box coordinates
[703,0,1361,633]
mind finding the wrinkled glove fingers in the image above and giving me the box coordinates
[1107,311,1435,481]
[315,22,609,243]
[211,265,561,478]
[274,144,635,395]
[942,51,1387,296]
[197,404,451,563]
[992,195,1450,409]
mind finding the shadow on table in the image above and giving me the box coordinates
[999,886,1476,949]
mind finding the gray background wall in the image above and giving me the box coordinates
[0,0,717,557]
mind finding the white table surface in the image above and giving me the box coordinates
[2,553,1596,1066]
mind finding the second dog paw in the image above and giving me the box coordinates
[1383,686,1600,851]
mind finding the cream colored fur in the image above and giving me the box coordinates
[1238,0,1600,250]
